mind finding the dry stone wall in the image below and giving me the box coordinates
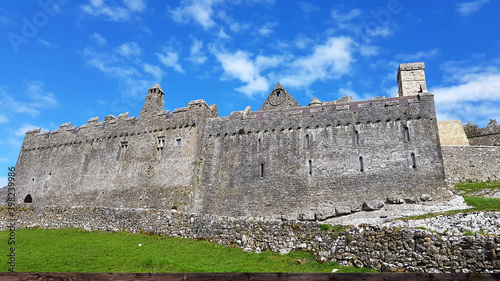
[2,206,498,273]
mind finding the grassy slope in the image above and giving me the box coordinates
[0,228,375,273]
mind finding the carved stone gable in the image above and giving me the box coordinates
[259,83,301,111]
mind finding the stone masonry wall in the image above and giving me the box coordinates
[1,206,498,273]
[441,146,500,183]
[195,94,447,216]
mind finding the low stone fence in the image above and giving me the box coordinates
[441,146,500,183]
[1,206,499,273]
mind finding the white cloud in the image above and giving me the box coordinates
[124,0,146,12]
[297,2,319,14]
[331,9,362,24]
[213,50,270,97]
[84,48,138,78]
[257,22,277,37]
[395,49,439,61]
[0,114,8,124]
[359,45,379,57]
[433,70,500,124]
[157,51,184,73]
[169,0,222,30]
[217,28,231,40]
[92,33,107,47]
[294,35,313,49]
[279,36,354,88]
[187,38,207,65]
[366,26,392,38]
[143,63,164,81]
[117,42,142,58]
[457,0,490,16]
[81,0,132,21]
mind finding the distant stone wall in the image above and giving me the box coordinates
[442,146,500,183]
[464,119,500,146]
[1,206,498,273]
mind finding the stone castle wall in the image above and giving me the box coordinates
[1,206,498,273]
[14,92,448,217]
[442,146,500,183]
[13,63,453,217]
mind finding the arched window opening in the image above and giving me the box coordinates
[24,194,33,203]
[305,134,310,148]
[404,126,410,142]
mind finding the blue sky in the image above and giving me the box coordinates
[1,0,499,187]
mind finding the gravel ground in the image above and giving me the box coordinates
[325,195,499,235]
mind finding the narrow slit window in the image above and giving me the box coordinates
[355,131,359,146]
[305,134,310,148]
[359,156,364,172]
[120,142,128,160]
[308,160,312,176]
[258,138,261,152]
[411,153,416,169]
[157,137,165,157]
[404,126,410,142]
[260,163,264,180]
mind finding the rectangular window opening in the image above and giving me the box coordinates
[355,131,359,146]
[308,160,312,176]
[260,163,264,180]
[176,138,182,146]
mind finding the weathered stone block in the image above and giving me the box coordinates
[362,200,385,211]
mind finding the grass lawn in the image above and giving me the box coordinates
[0,228,375,273]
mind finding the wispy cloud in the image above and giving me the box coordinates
[143,63,164,81]
[169,0,222,30]
[257,22,277,37]
[157,51,184,73]
[395,49,439,61]
[80,0,146,21]
[0,82,58,117]
[116,42,142,58]
[187,38,207,65]
[91,33,107,47]
[297,2,319,14]
[0,114,8,124]
[457,0,490,16]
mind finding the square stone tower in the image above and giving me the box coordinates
[397,62,428,96]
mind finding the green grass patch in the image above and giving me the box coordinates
[455,181,500,196]
[319,224,332,231]
[0,228,375,273]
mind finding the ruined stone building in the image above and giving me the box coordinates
[13,62,498,217]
